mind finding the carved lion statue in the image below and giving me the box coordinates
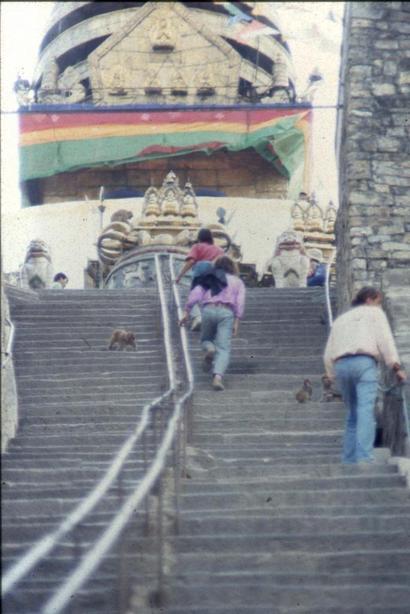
[270,229,310,288]
[21,239,53,290]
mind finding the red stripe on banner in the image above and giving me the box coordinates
[19,108,308,134]
[139,141,224,156]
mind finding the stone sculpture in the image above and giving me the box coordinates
[21,239,53,290]
[324,201,337,233]
[14,75,32,107]
[180,182,198,218]
[58,66,86,103]
[37,58,60,104]
[143,187,161,217]
[305,195,324,232]
[270,55,291,103]
[96,172,239,284]
[270,229,310,288]
[97,216,138,266]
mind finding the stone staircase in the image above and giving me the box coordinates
[2,286,167,612]
[164,288,410,613]
[2,285,410,613]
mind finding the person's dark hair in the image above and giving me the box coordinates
[197,228,213,245]
[214,255,239,276]
[351,286,382,307]
[53,272,68,282]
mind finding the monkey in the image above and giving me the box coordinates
[295,379,313,403]
[108,329,136,351]
[110,209,133,223]
[321,374,342,402]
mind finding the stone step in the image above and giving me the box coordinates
[188,463,398,480]
[1,494,145,519]
[179,488,409,510]
[17,389,165,401]
[192,433,343,446]
[21,417,342,432]
[179,514,410,535]
[16,378,166,392]
[180,503,410,518]
[191,345,327,355]
[192,400,344,410]
[168,550,410,575]
[165,584,410,612]
[191,416,343,427]
[182,474,405,492]
[5,532,410,564]
[1,465,144,484]
[163,605,409,614]
[11,311,158,320]
[14,398,154,409]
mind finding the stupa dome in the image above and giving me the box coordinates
[33,1,296,106]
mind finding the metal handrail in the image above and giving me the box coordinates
[42,254,190,613]
[2,255,177,600]
[379,377,410,444]
[402,387,410,444]
[1,317,15,370]
[44,390,187,613]
[324,249,336,328]
[169,254,194,387]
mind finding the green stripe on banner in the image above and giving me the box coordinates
[20,118,307,183]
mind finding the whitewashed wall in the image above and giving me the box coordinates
[2,197,296,288]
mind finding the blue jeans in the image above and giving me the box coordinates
[334,355,378,464]
[200,305,234,376]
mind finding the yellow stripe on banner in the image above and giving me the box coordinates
[19,114,307,147]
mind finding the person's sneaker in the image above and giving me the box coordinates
[202,348,215,372]
[190,316,201,332]
[212,375,224,391]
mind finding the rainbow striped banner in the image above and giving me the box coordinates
[19,107,311,186]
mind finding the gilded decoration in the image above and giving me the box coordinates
[97,171,238,276]
[291,192,336,263]
[88,2,241,105]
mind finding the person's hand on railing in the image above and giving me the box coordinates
[392,363,407,384]
[179,311,189,327]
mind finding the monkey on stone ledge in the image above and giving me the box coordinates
[295,379,313,403]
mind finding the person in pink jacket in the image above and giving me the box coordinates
[180,256,245,391]
[324,286,407,465]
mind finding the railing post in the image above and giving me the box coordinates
[152,474,166,608]
[142,429,150,535]
[173,415,181,534]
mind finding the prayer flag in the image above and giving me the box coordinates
[221,2,252,22]
[237,20,280,43]
[19,106,311,198]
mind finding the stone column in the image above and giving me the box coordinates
[337,1,410,312]
[337,2,410,455]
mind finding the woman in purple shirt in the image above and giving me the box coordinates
[180,256,246,391]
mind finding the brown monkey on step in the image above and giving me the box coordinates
[108,329,136,351]
[321,374,342,402]
[295,379,313,403]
